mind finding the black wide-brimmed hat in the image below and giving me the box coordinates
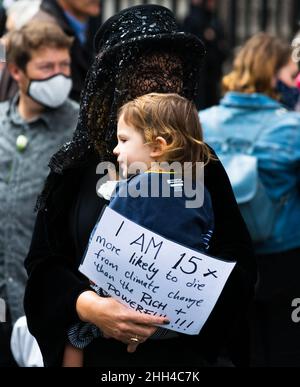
[38,5,206,210]
[94,4,205,61]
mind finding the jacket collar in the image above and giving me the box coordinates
[40,0,73,36]
[8,93,58,129]
[220,92,282,109]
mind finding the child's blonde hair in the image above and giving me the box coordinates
[118,93,212,165]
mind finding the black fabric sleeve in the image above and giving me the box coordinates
[196,151,257,365]
[24,171,91,367]
[205,152,256,274]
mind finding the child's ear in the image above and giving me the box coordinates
[150,136,167,158]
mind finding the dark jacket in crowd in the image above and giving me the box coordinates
[183,4,229,109]
[0,5,6,37]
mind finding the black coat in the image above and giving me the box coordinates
[24,151,256,367]
[182,5,229,109]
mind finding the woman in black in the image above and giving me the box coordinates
[24,5,256,367]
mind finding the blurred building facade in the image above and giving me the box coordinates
[101,0,300,48]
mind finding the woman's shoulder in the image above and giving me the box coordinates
[259,109,300,149]
[272,108,300,128]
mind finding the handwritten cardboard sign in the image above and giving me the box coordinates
[79,207,236,335]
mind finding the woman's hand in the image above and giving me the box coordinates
[76,291,169,353]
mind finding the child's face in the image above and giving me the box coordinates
[113,114,154,177]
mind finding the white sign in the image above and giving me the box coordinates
[79,207,236,335]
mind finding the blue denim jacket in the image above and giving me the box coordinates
[200,92,300,254]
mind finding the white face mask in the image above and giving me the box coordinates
[27,74,72,108]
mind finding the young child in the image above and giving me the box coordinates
[63,93,215,366]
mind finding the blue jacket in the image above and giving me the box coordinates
[200,92,300,254]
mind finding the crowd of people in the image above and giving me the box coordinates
[0,0,299,368]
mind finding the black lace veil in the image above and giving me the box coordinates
[37,5,205,210]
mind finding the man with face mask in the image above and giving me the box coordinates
[0,20,79,366]
[0,0,102,103]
